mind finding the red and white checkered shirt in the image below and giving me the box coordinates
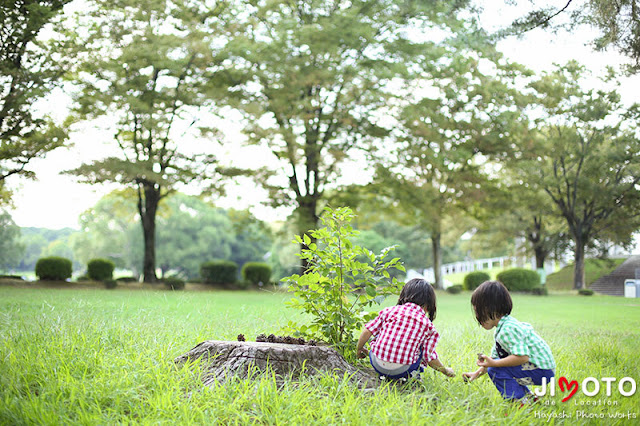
[365,302,439,366]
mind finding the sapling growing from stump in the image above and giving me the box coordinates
[282,206,405,361]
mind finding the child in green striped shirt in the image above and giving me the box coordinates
[462,280,555,403]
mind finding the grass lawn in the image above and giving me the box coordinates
[1,287,639,424]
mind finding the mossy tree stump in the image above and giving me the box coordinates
[174,340,379,388]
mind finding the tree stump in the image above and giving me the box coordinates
[174,340,380,389]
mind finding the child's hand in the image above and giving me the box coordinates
[476,354,495,368]
[357,347,368,359]
[443,367,455,377]
[462,370,481,382]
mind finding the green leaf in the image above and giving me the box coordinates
[365,285,376,297]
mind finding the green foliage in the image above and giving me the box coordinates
[115,276,138,283]
[242,262,272,285]
[163,276,185,291]
[530,286,548,296]
[546,259,626,291]
[0,0,70,193]
[0,210,24,271]
[35,257,72,281]
[16,227,77,272]
[155,194,272,279]
[578,288,594,296]
[463,271,491,291]
[496,268,541,292]
[446,284,463,294]
[228,0,471,241]
[283,207,405,359]
[64,1,247,282]
[519,62,640,289]
[87,258,115,281]
[71,190,141,274]
[200,260,238,285]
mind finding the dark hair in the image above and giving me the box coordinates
[470,280,512,325]
[398,278,437,321]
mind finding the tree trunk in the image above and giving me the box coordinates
[174,340,380,389]
[534,245,546,269]
[138,183,161,283]
[528,216,546,269]
[573,237,586,290]
[431,228,443,290]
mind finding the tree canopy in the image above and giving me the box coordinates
[0,0,71,199]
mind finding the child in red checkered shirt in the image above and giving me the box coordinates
[356,278,455,380]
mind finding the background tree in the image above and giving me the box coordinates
[473,170,570,269]
[497,0,640,73]
[0,210,25,272]
[0,0,71,199]
[372,31,526,288]
[225,0,470,270]
[155,194,272,279]
[520,61,640,289]
[65,0,241,282]
[70,190,141,276]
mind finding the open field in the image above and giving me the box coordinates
[1,287,639,425]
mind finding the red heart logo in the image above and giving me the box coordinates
[558,376,579,402]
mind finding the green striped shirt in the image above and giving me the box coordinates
[491,315,555,370]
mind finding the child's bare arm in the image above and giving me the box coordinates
[356,329,372,359]
[427,358,455,377]
[477,353,529,368]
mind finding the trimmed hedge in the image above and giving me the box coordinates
[242,262,272,285]
[496,268,541,292]
[578,288,594,296]
[200,260,238,284]
[164,276,185,291]
[87,258,115,281]
[446,284,463,294]
[531,286,548,296]
[115,276,138,283]
[35,257,72,281]
[463,271,491,291]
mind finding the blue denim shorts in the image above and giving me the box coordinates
[369,349,424,380]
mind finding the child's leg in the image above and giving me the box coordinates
[487,365,554,400]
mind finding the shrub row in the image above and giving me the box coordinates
[34,257,271,289]
[462,268,546,295]
[199,260,272,287]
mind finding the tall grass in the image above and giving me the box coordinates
[1,288,639,424]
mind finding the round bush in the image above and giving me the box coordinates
[578,288,594,296]
[463,271,491,291]
[446,284,463,294]
[87,258,115,281]
[164,276,185,291]
[200,260,238,284]
[242,262,272,285]
[496,268,541,292]
[35,257,72,281]
[531,286,548,296]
